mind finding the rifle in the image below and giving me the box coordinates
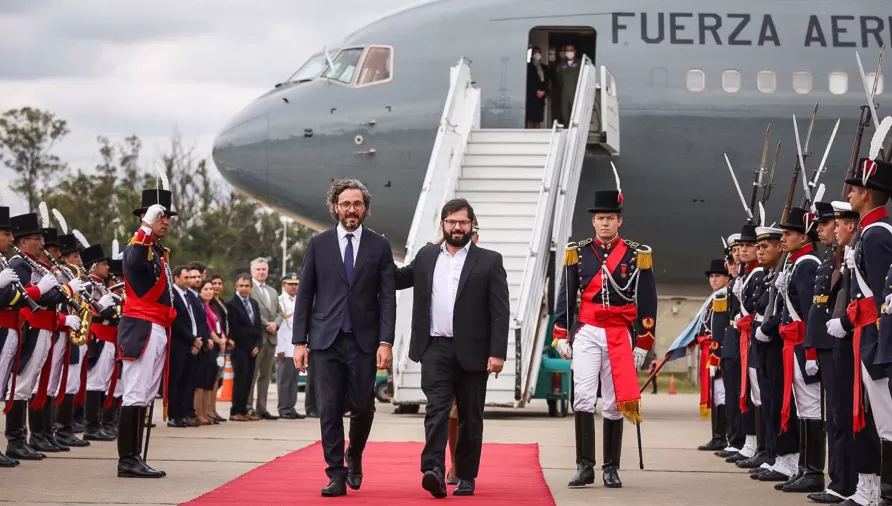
[750,124,771,212]
[761,141,781,205]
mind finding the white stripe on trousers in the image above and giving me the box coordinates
[121,323,167,407]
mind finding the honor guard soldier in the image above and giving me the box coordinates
[116,184,176,478]
[0,206,36,467]
[82,244,119,442]
[717,233,745,458]
[806,201,856,503]
[4,214,81,462]
[697,259,731,452]
[727,224,764,465]
[553,185,658,490]
[826,158,892,505]
[53,233,90,449]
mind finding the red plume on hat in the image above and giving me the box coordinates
[611,162,623,207]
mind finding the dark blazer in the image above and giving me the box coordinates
[395,242,510,371]
[293,226,396,354]
[171,289,198,349]
[186,290,211,344]
[227,294,262,353]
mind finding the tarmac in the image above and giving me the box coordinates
[0,391,814,505]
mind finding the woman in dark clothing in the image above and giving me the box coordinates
[194,280,225,424]
[526,46,549,128]
[209,275,233,422]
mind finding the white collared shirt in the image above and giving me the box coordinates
[337,223,362,267]
[430,242,471,337]
[174,285,197,335]
[253,278,271,307]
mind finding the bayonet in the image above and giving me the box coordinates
[810,119,841,190]
[762,141,781,204]
[725,153,753,220]
[793,114,812,203]
[782,103,818,223]
[750,124,771,212]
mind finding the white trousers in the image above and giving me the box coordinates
[0,330,18,395]
[862,363,892,441]
[65,344,86,395]
[87,343,115,392]
[121,323,167,407]
[33,332,66,398]
[749,368,761,406]
[713,378,726,406]
[572,323,627,421]
[10,329,52,401]
[793,354,822,420]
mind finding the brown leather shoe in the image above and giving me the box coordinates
[229,415,250,422]
[247,414,262,421]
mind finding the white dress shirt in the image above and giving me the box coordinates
[253,278,271,307]
[276,292,297,357]
[430,242,471,337]
[337,223,362,267]
[174,285,197,336]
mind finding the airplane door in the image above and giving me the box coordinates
[595,65,619,155]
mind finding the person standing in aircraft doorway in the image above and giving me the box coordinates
[554,44,580,127]
[526,46,549,129]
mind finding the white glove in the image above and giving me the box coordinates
[885,293,892,315]
[633,347,648,369]
[826,318,847,338]
[66,278,84,293]
[845,248,856,269]
[755,327,770,342]
[64,314,81,331]
[805,359,819,376]
[709,365,716,378]
[37,273,59,295]
[0,268,19,289]
[143,204,166,226]
[732,280,745,299]
[774,271,789,293]
[555,339,572,359]
[98,293,116,310]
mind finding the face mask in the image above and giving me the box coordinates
[566,52,575,60]
[559,51,565,59]
[532,54,541,62]
[548,53,556,62]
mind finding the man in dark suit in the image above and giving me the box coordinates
[293,178,396,497]
[394,198,510,498]
[168,265,202,428]
[227,274,262,421]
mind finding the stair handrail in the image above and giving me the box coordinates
[551,55,598,300]
[512,121,565,402]
[393,57,480,393]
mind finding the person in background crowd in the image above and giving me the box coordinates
[248,258,281,421]
[526,46,548,129]
[196,280,225,425]
[209,274,232,422]
[228,274,262,422]
[169,265,200,428]
[276,273,305,419]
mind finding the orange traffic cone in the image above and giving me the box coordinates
[668,374,677,395]
[217,355,234,402]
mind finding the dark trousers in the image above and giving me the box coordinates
[756,349,774,457]
[420,337,488,479]
[230,348,255,417]
[820,347,855,496]
[722,356,745,449]
[764,342,799,455]
[312,331,377,481]
[168,345,194,421]
[305,359,317,414]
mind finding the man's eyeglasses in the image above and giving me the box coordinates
[338,201,365,210]
[444,219,472,228]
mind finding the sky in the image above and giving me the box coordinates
[0,0,419,214]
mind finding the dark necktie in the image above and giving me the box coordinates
[242,297,254,323]
[342,233,354,331]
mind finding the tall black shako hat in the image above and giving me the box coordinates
[847,157,892,194]
[134,168,177,217]
[0,207,10,231]
[586,162,624,214]
[813,201,835,223]
[779,206,819,241]
[739,224,758,244]
[11,213,40,238]
[58,234,79,256]
[705,259,729,277]
[81,244,108,267]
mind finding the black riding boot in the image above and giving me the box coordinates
[699,404,727,451]
[6,400,45,460]
[102,399,119,439]
[568,412,596,487]
[117,405,164,478]
[28,402,58,453]
[55,394,89,447]
[881,439,892,503]
[43,397,68,451]
[602,418,624,488]
[783,419,826,492]
[738,406,770,468]
[84,391,114,441]
[775,419,808,490]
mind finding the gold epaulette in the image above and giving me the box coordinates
[629,241,652,270]
[713,295,728,313]
[563,241,579,266]
[128,232,155,261]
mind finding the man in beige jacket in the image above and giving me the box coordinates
[247,257,282,420]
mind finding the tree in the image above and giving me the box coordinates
[0,107,70,212]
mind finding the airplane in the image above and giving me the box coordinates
[212,0,891,287]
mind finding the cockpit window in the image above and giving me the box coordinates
[356,47,393,86]
[287,52,328,83]
[322,47,364,84]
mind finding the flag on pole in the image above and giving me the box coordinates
[664,288,724,362]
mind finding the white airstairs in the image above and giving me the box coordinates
[391,56,619,409]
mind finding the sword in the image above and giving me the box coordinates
[143,401,154,462]
[724,153,754,220]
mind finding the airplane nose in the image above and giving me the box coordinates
[213,105,271,197]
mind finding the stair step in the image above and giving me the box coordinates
[472,202,538,217]
[462,155,548,168]
[470,129,554,144]
[477,228,532,245]
[455,191,540,203]
[465,142,551,156]
[474,215,541,229]
[460,167,546,180]
[457,179,542,192]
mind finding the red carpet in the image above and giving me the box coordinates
[182,441,554,505]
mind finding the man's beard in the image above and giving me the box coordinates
[444,228,472,248]
[340,211,364,230]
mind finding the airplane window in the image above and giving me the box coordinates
[287,52,328,83]
[356,47,393,86]
[757,71,776,93]
[722,70,741,93]
[686,69,705,92]
[868,72,884,95]
[322,47,365,85]
[829,72,848,95]
[793,71,812,94]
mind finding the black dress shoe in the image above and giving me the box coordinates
[806,490,845,503]
[6,442,45,461]
[307,410,320,418]
[725,452,747,463]
[73,421,85,434]
[117,455,165,478]
[182,418,199,427]
[0,450,19,467]
[774,471,804,491]
[260,412,279,420]
[346,454,363,490]
[758,470,791,482]
[56,432,90,448]
[422,470,447,498]
[737,451,770,469]
[715,450,736,458]
[321,478,347,497]
[697,438,727,452]
[454,479,475,496]
[603,468,622,488]
[84,427,116,441]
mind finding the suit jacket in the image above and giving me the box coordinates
[227,294,262,354]
[250,280,280,347]
[395,242,510,371]
[171,289,198,350]
[293,226,396,354]
[187,290,211,344]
